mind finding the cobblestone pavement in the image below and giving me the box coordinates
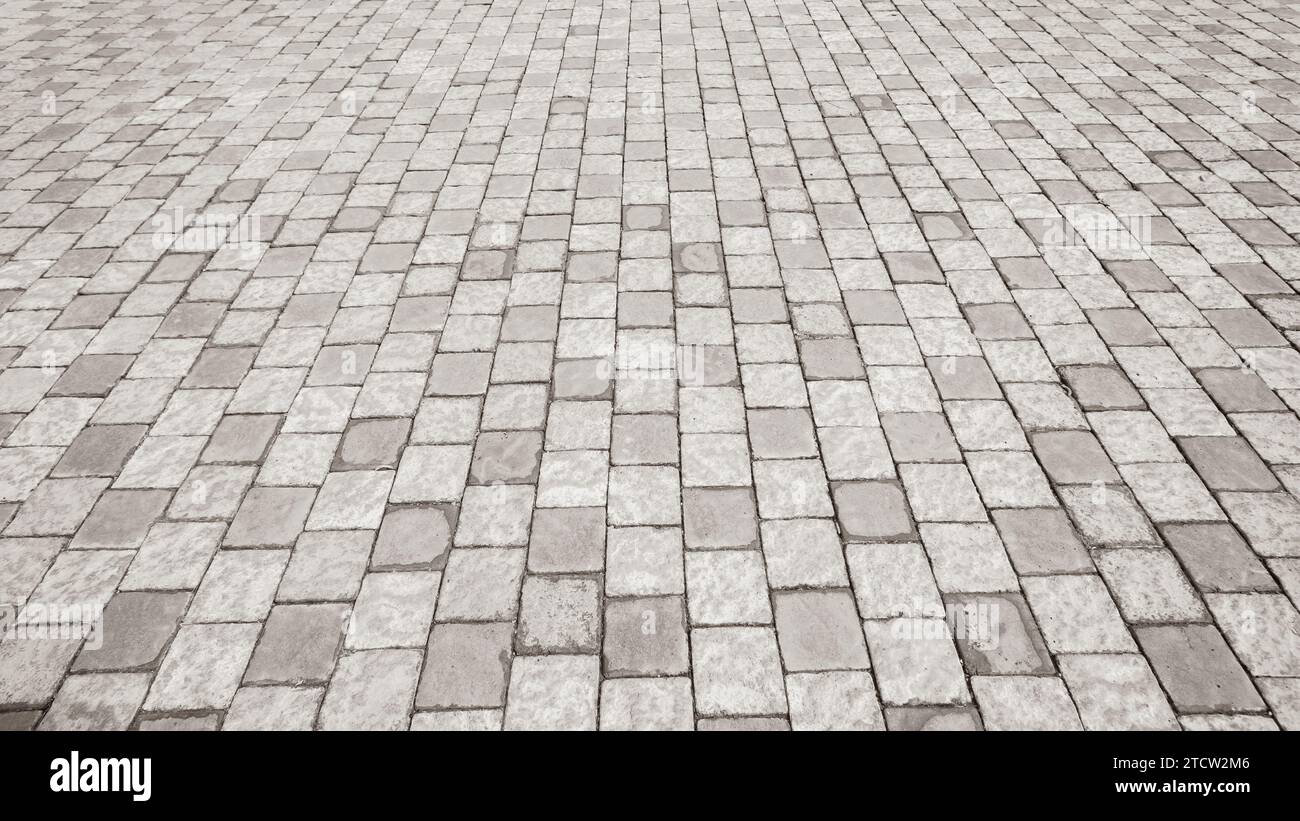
[1,0,1300,732]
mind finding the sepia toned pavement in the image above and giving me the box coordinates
[2,0,1300,731]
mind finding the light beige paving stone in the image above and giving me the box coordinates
[1058,655,1180,731]
[318,649,422,732]
[503,655,599,731]
[223,687,323,731]
[40,672,151,731]
[786,671,886,731]
[972,677,1083,731]
[599,678,695,731]
[691,627,787,717]
[144,623,260,712]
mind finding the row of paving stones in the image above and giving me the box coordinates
[1,0,1300,730]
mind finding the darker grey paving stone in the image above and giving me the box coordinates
[52,294,123,329]
[920,212,973,240]
[773,589,870,672]
[719,200,766,227]
[148,254,203,282]
[217,178,260,202]
[927,356,1002,400]
[202,414,279,463]
[623,204,668,230]
[884,252,943,283]
[279,292,341,327]
[1135,624,1265,713]
[673,242,722,273]
[373,506,454,570]
[469,430,543,484]
[1088,308,1163,346]
[157,303,225,338]
[964,303,1033,340]
[683,488,759,549]
[948,593,1053,675]
[49,355,133,397]
[416,622,513,709]
[53,424,147,477]
[1206,308,1289,347]
[603,597,689,677]
[461,250,514,280]
[0,710,41,730]
[993,508,1093,575]
[1219,263,1291,295]
[334,418,410,471]
[1180,436,1279,491]
[881,412,960,463]
[885,706,983,731]
[1061,365,1144,410]
[1031,430,1121,485]
[1161,523,1277,593]
[552,358,613,400]
[182,347,256,388]
[47,247,110,275]
[73,591,189,672]
[799,337,865,379]
[747,408,817,459]
[617,292,674,328]
[244,603,350,685]
[225,487,315,547]
[71,489,170,549]
[833,482,915,541]
[681,345,739,388]
[1197,368,1288,413]
[844,290,905,325]
[528,507,604,573]
[996,258,1058,289]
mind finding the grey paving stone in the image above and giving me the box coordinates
[1135,624,1265,714]
[416,622,513,710]
[773,590,871,672]
[603,596,689,677]
[245,604,350,685]
[372,506,454,571]
[503,655,599,731]
[73,591,189,672]
[528,507,605,574]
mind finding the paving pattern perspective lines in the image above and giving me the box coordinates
[1,0,1300,731]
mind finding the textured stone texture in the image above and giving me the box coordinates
[0,0,1298,732]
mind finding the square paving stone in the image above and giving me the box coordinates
[603,596,689,677]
